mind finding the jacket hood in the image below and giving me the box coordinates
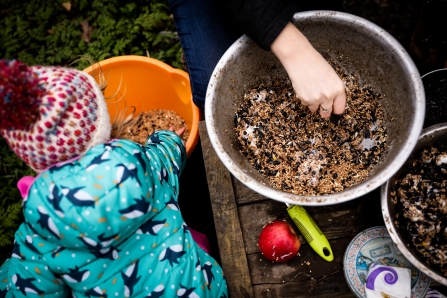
[22,139,161,251]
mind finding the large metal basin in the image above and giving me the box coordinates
[205,11,425,206]
[382,123,447,285]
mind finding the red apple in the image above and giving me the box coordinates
[258,219,301,262]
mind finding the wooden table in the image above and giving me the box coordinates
[198,121,446,298]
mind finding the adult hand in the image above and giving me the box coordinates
[271,22,346,118]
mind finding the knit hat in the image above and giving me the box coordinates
[0,60,111,172]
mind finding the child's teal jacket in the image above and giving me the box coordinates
[0,131,227,298]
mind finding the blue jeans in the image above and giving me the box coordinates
[168,0,242,110]
[168,0,343,110]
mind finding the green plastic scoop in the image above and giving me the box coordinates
[286,203,334,262]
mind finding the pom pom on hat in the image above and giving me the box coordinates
[0,60,44,130]
[0,60,111,172]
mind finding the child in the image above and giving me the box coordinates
[0,60,228,297]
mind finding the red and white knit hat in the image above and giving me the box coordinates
[0,60,111,172]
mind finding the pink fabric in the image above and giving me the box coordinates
[17,165,212,255]
[17,176,36,198]
[189,227,211,254]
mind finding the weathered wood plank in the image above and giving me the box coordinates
[253,278,355,298]
[239,188,384,254]
[199,121,254,298]
[247,237,350,285]
[250,237,354,297]
[249,234,445,297]
[232,175,269,205]
[198,119,443,297]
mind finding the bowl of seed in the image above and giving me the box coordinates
[205,11,425,206]
[382,123,447,285]
[84,55,200,158]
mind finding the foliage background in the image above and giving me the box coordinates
[0,0,184,264]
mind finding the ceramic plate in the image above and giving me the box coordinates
[343,226,430,298]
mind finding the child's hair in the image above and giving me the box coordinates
[68,57,142,139]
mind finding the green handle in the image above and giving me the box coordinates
[287,204,334,262]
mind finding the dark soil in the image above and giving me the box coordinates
[344,0,447,75]
[423,72,447,128]
[344,0,421,51]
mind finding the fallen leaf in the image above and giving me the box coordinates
[47,29,54,35]
[80,19,92,43]
[61,2,71,11]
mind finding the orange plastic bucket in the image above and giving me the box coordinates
[83,55,200,158]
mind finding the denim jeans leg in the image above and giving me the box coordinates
[168,0,344,111]
[168,0,243,111]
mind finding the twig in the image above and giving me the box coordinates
[13,45,41,58]
[289,269,340,294]
[289,269,339,283]
[289,271,313,283]
[315,270,339,282]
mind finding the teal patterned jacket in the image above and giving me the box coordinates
[0,131,228,298]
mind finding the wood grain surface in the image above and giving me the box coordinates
[199,121,254,298]
[198,121,447,297]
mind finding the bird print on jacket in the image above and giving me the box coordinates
[0,131,227,297]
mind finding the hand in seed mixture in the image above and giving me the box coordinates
[271,23,347,118]
[234,58,387,196]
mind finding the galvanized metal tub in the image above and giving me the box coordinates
[205,11,425,206]
[381,123,447,285]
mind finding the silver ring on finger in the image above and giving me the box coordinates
[321,107,329,113]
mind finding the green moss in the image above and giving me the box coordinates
[0,0,182,70]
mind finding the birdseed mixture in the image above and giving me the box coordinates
[391,146,447,276]
[121,109,189,145]
[234,62,388,196]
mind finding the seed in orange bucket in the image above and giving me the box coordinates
[120,110,189,145]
